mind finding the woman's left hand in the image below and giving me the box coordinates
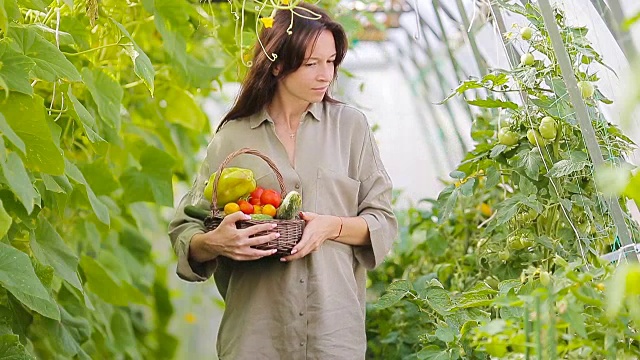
[280,211,340,262]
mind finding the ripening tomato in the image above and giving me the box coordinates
[238,200,254,214]
[260,189,282,208]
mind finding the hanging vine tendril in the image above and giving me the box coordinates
[229,0,322,66]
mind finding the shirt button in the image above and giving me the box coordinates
[295,183,300,189]
[299,311,304,316]
[299,342,305,347]
[299,279,305,283]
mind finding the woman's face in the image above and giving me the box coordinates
[277,30,337,105]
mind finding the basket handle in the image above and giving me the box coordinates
[211,148,287,215]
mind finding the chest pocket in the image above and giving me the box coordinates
[315,167,360,217]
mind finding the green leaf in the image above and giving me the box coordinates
[159,87,206,131]
[81,68,123,131]
[467,98,519,110]
[30,217,83,292]
[0,152,39,214]
[459,178,475,197]
[0,93,65,175]
[120,146,175,206]
[79,255,143,306]
[436,185,459,224]
[112,309,142,359]
[66,88,104,143]
[64,160,110,225]
[8,26,81,82]
[111,18,155,95]
[0,200,11,238]
[0,334,35,360]
[422,286,453,316]
[0,40,35,96]
[79,160,119,196]
[0,112,25,154]
[19,0,47,12]
[485,166,501,188]
[624,171,640,207]
[563,300,587,338]
[547,158,589,178]
[417,345,453,360]
[516,149,543,180]
[0,242,60,320]
[434,325,456,343]
[492,194,525,227]
[38,307,91,360]
[490,144,507,159]
[373,280,412,309]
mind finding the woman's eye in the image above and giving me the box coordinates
[305,63,316,67]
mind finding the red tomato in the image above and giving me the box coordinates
[250,187,264,204]
[238,200,254,214]
[260,189,282,208]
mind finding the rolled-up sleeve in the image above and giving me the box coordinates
[167,156,218,282]
[354,124,398,269]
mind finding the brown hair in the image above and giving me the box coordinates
[217,2,348,131]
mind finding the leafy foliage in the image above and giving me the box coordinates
[366,3,640,359]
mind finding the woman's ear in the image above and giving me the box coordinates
[272,64,282,76]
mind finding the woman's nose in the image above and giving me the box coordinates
[317,64,333,82]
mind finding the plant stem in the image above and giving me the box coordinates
[64,43,121,56]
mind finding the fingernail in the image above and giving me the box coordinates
[275,233,281,238]
[271,223,277,228]
[245,215,251,220]
[291,249,298,255]
[271,249,278,254]
[280,258,286,262]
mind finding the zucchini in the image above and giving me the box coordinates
[275,191,302,220]
[184,205,210,220]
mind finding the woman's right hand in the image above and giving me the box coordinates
[189,211,280,262]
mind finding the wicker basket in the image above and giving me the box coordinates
[203,148,304,256]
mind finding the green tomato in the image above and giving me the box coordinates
[625,264,640,296]
[499,249,510,261]
[520,27,533,40]
[521,52,535,66]
[577,81,595,98]
[538,116,557,139]
[498,128,519,146]
[527,129,547,147]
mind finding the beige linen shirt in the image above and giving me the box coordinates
[168,100,397,359]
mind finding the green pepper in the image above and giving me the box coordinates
[203,167,256,207]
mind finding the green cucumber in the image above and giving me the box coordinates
[184,205,210,220]
[275,191,302,220]
[250,214,274,220]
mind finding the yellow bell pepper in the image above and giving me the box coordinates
[203,167,256,208]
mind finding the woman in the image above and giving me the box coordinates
[168,3,397,358]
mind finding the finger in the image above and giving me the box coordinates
[244,232,281,247]
[299,211,317,222]
[241,222,278,237]
[233,248,278,261]
[222,211,250,226]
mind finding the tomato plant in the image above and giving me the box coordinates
[366,3,640,359]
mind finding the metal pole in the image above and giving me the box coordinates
[605,0,638,60]
[538,0,637,263]
[455,0,489,76]
[490,3,520,67]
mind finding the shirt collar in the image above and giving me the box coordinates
[249,101,324,129]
